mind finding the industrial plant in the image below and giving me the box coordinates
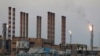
[0,7,100,56]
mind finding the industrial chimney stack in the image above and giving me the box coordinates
[20,12,23,37]
[61,16,66,45]
[20,12,29,38]
[26,13,28,38]
[2,23,7,48]
[12,8,15,38]
[36,16,42,38]
[47,12,55,45]
[8,7,12,40]
[8,7,16,40]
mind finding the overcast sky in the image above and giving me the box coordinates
[0,0,100,47]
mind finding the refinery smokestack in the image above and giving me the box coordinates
[20,12,23,37]
[20,12,25,38]
[23,12,25,38]
[8,7,12,40]
[12,8,15,38]
[2,23,7,48]
[20,12,29,38]
[36,16,41,38]
[26,13,28,38]
[47,12,55,44]
[8,7,16,39]
[61,16,66,45]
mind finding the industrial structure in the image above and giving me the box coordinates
[8,7,16,40]
[1,6,100,56]
[61,16,66,45]
[20,12,28,38]
[47,12,55,45]
[36,16,42,38]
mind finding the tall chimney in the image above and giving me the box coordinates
[61,16,66,45]
[52,13,55,44]
[2,23,7,48]
[8,7,12,40]
[12,8,15,38]
[37,16,41,38]
[20,12,25,38]
[23,12,25,38]
[20,12,29,38]
[47,12,55,44]
[20,12,23,37]
[25,13,28,38]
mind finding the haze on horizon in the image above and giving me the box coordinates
[0,0,100,47]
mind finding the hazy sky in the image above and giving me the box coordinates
[0,0,100,47]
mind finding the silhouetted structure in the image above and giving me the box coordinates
[8,7,12,40]
[8,7,16,39]
[26,13,28,38]
[12,8,15,38]
[2,23,7,48]
[37,16,42,38]
[20,12,29,38]
[47,12,55,45]
[61,16,66,45]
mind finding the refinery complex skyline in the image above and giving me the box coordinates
[0,0,100,56]
[0,5,92,56]
[0,0,100,47]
